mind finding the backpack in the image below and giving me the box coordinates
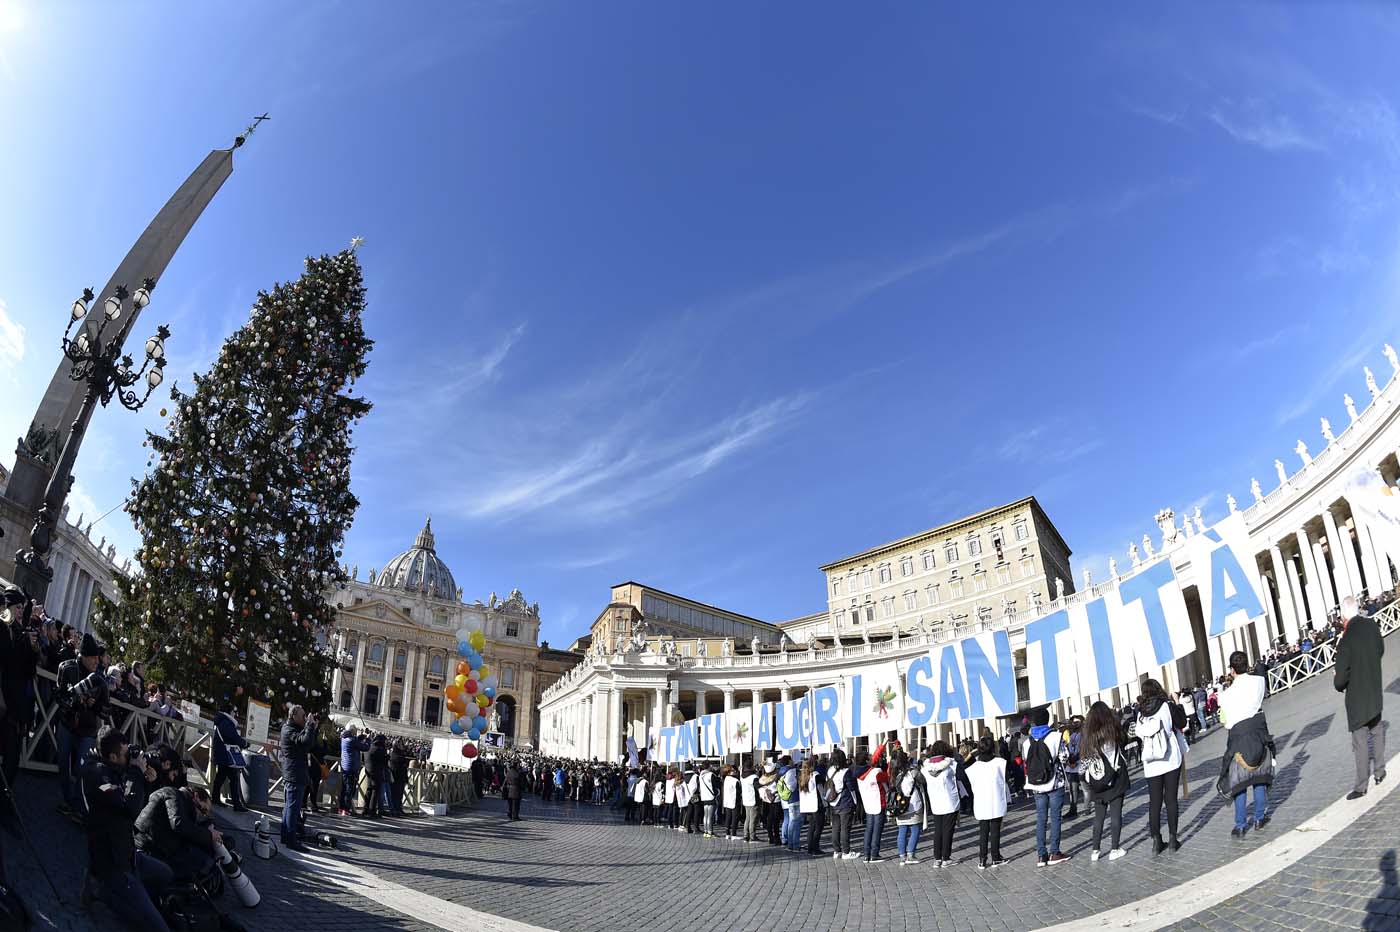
[824,768,845,805]
[885,770,920,817]
[775,771,794,802]
[1084,749,1121,795]
[1168,701,1188,733]
[1065,732,1082,767]
[1140,717,1172,764]
[1025,735,1055,786]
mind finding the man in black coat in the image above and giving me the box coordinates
[503,762,524,821]
[1334,596,1387,800]
[134,785,221,882]
[278,705,318,850]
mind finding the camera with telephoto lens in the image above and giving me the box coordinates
[60,672,107,709]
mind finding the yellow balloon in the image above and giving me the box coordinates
[476,694,489,708]
[468,630,486,651]
[477,664,489,679]
[454,674,467,688]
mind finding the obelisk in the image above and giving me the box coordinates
[2,123,259,573]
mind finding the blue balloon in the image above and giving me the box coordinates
[483,686,495,698]
[467,727,481,740]
[474,715,487,730]
[457,640,471,657]
[449,719,464,735]
[469,652,482,668]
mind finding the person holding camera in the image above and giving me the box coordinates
[56,633,109,821]
[134,783,223,884]
[0,587,41,829]
[278,705,318,851]
[82,726,173,931]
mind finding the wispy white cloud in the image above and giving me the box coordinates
[0,298,25,369]
[555,550,628,572]
[999,424,1103,466]
[1206,99,1326,152]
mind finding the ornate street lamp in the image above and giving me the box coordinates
[11,279,170,602]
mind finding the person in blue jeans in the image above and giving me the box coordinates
[777,756,801,850]
[856,743,890,862]
[892,751,927,864]
[1021,707,1071,866]
[1222,653,1277,838]
[278,705,318,851]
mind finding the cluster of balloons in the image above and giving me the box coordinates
[445,616,499,760]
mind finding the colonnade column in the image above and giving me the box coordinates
[1354,513,1387,596]
[1324,507,1361,601]
[1311,537,1338,609]
[1294,529,1326,625]
[1267,545,1301,644]
[380,641,394,717]
[653,687,667,743]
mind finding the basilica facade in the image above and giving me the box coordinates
[326,518,577,748]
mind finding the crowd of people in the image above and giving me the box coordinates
[471,597,1388,872]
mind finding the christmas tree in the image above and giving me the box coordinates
[95,245,373,713]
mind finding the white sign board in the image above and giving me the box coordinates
[245,699,271,745]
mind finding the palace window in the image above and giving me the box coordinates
[429,654,445,676]
[506,621,520,638]
[861,569,873,589]
[1022,556,1036,578]
[950,580,964,600]
[900,557,914,577]
[368,642,384,664]
[973,571,987,593]
[922,551,935,571]
[997,566,1011,586]
[394,649,406,670]
[1015,521,1029,541]
[903,591,917,612]
[926,584,940,605]
[968,536,983,557]
[832,577,842,597]
[881,597,895,618]
[878,564,892,584]
[835,609,846,627]
[864,600,875,624]
[945,542,959,563]
[502,666,516,687]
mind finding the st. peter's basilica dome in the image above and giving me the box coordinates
[377,518,458,602]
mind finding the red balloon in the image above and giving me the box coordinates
[461,743,478,759]
[464,679,478,694]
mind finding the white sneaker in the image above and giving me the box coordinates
[905,857,920,865]
[1108,848,1126,861]
[842,852,861,860]
[832,852,840,860]
[1091,850,1101,862]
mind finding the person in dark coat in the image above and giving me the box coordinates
[210,702,250,811]
[1334,596,1387,799]
[365,735,390,818]
[503,762,524,821]
[389,740,410,815]
[56,633,109,818]
[339,726,370,815]
[1219,707,1276,838]
[278,705,317,850]
[133,785,221,882]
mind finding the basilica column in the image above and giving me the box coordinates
[1268,545,1301,644]
[351,633,367,712]
[330,630,344,707]
[402,645,418,724]
[722,687,734,715]
[653,686,667,742]
[1324,507,1361,601]
[606,686,621,763]
[380,640,394,718]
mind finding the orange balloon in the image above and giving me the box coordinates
[445,684,463,701]
[446,696,467,715]
[456,660,470,676]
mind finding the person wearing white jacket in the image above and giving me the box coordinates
[921,742,963,868]
[965,735,1009,869]
[892,751,927,865]
[721,765,741,839]
[1135,679,1185,854]
[650,773,665,827]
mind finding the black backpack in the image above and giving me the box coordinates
[885,769,921,817]
[1084,749,1121,795]
[1168,701,1189,733]
[1025,736,1055,786]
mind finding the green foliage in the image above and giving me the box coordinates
[94,249,373,712]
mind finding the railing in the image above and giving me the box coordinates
[23,668,217,783]
[1265,602,1399,694]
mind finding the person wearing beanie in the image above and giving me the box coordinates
[55,633,110,820]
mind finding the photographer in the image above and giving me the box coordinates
[56,633,109,820]
[0,587,40,829]
[82,726,172,931]
[134,784,222,884]
[278,705,318,851]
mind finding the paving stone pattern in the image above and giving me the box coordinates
[5,636,1397,932]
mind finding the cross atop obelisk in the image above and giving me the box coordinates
[2,118,264,520]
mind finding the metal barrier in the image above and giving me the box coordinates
[1265,602,1399,694]
[22,668,217,783]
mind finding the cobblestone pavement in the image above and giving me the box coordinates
[6,639,1397,932]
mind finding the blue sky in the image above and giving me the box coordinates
[2,3,1399,645]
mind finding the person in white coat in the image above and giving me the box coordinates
[892,751,927,865]
[698,763,718,837]
[650,772,665,827]
[798,758,826,856]
[921,742,963,868]
[740,763,761,842]
[721,765,741,839]
[1135,678,1185,853]
[965,735,1009,869]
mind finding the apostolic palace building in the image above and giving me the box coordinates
[536,347,1400,764]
